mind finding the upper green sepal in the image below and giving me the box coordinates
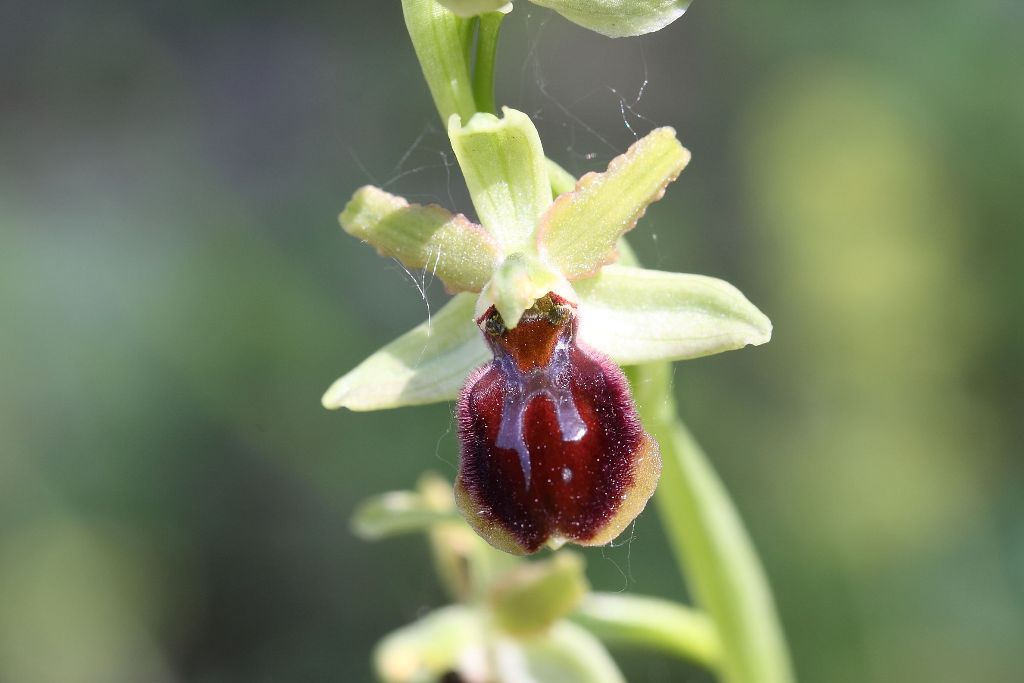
[532,0,691,37]
[341,185,500,293]
[574,264,772,365]
[538,127,689,281]
[321,293,487,411]
[449,107,552,254]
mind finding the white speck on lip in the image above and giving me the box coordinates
[562,467,573,483]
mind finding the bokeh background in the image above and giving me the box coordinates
[2,0,1022,681]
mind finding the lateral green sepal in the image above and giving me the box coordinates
[321,293,488,410]
[575,264,772,364]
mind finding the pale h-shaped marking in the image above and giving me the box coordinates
[494,335,587,488]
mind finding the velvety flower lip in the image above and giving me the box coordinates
[455,294,661,554]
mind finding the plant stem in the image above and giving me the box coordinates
[629,362,794,683]
[472,12,504,114]
[571,592,722,669]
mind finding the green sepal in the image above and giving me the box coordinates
[402,0,477,124]
[340,185,500,293]
[489,552,589,636]
[574,264,772,365]
[532,0,690,38]
[449,108,552,254]
[537,127,689,281]
[321,293,488,410]
[482,252,574,328]
[436,0,512,16]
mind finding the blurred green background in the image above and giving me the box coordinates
[2,1,1022,681]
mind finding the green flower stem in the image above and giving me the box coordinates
[571,592,721,669]
[472,12,504,114]
[629,361,794,683]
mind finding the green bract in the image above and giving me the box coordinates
[323,107,769,411]
[437,0,690,38]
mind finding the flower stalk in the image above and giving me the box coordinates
[630,362,795,683]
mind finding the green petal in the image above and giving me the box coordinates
[436,0,512,16]
[574,265,772,364]
[340,186,500,293]
[449,108,551,254]
[537,127,690,281]
[321,293,488,411]
[531,0,690,38]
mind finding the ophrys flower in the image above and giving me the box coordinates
[324,108,770,553]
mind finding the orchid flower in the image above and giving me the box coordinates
[323,107,770,554]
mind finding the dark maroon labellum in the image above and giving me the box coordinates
[455,293,661,555]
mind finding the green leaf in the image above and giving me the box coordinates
[532,0,690,38]
[517,622,626,683]
[351,490,461,541]
[340,186,500,293]
[436,0,512,16]
[574,264,772,365]
[402,0,477,123]
[375,606,483,683]
[571,593,721,668]
[537,127,689,280]
[321,293,488,411]
[489,552,589,636]
[449,108,552,254]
